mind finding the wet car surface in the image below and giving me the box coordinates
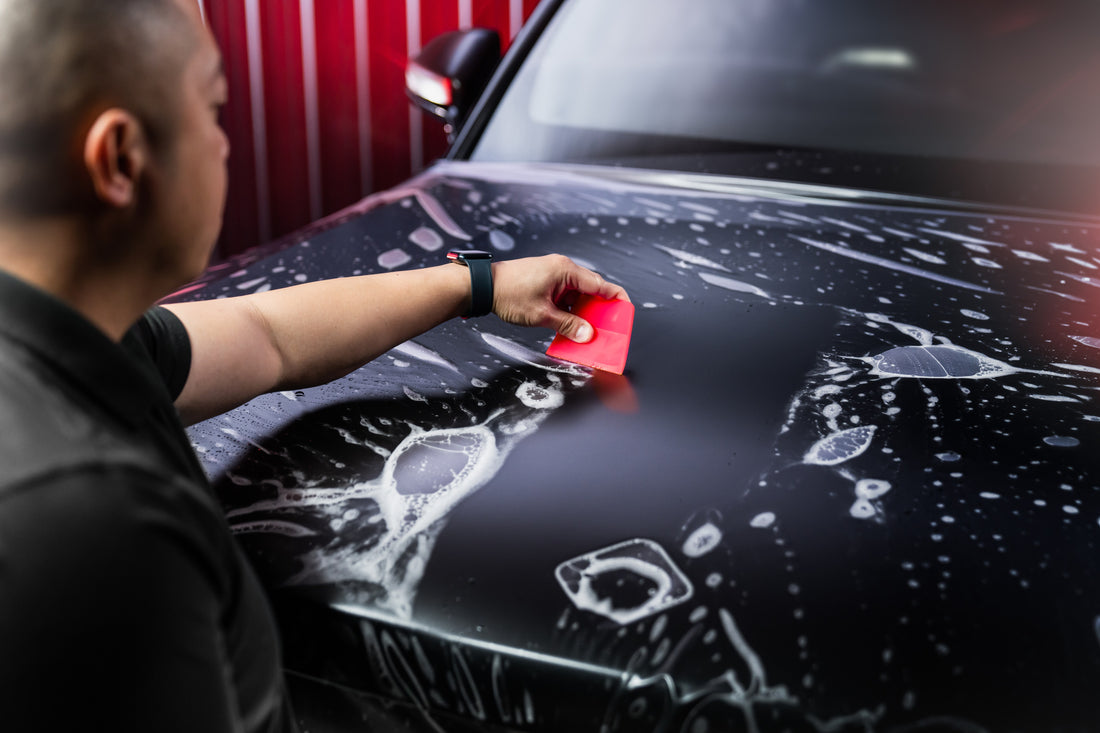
[177,2,1100,731]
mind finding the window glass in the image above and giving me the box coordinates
[474,0,1100,170]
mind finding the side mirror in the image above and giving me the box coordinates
[406,28,501,140]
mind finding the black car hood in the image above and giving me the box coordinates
[182,162,1100,731]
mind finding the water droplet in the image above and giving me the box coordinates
[698,272,769,298]
[1071,335,1100,349]
[867,345,1018,379]
[855,479,892,500]
[750,512,776,528]
[654,244,730,271]
[378,248,411,269]
[555,538,694,625]
[489,229,515,251]
[409,226,444,251]
[804,425,877,466]
[849,499,876,519]
[682,522,723,557]
[516,381,564,409]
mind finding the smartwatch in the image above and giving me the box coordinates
[446,249,494,317]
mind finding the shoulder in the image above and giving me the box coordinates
[0,344,113,485]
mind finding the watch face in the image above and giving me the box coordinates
[448,249,493,261]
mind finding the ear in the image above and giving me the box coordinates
[83,109,147,208]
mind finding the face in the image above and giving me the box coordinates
[151,0,229,285]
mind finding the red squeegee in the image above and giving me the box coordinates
[546,294,635,375]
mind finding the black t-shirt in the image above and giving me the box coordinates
[0,271,295,731]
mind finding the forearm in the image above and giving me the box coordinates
[248,263,470,389]
[168,254,628,425]
[167,264,470,425]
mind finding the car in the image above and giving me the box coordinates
[175,1,1100,730]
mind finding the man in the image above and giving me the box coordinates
[0,0,627,730]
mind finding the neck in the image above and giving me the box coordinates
[0,217,154,341]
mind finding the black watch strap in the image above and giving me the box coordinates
[447,250,494,317]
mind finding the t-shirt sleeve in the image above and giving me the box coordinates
[125,306,193,400]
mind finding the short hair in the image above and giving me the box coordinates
[0,0,195,218]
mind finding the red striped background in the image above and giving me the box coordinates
[199,0,540,257]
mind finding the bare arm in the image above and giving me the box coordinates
[165,255,628,426]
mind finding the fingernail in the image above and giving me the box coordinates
[575,323,593,343]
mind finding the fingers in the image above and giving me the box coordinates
[489,254,628,342]
[549,309,594,343]
[547,257,628,342]
[568,262,631,303]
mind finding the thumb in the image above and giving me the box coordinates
[554,312,595,343]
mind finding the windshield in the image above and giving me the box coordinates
[470,0,1100,211]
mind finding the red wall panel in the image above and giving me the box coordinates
[202,0,539,257]
[259,2,312,240]
[201,0,260,254]
[421,0,460,41]
[314,1,364,216]
[472,0,510,35]
[366,0,413,194]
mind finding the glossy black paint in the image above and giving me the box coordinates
[177,159,1100,732]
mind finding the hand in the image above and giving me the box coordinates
[491,255,630,343]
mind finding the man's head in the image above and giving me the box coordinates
[0,0,229,302]
[0,0,205,218]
